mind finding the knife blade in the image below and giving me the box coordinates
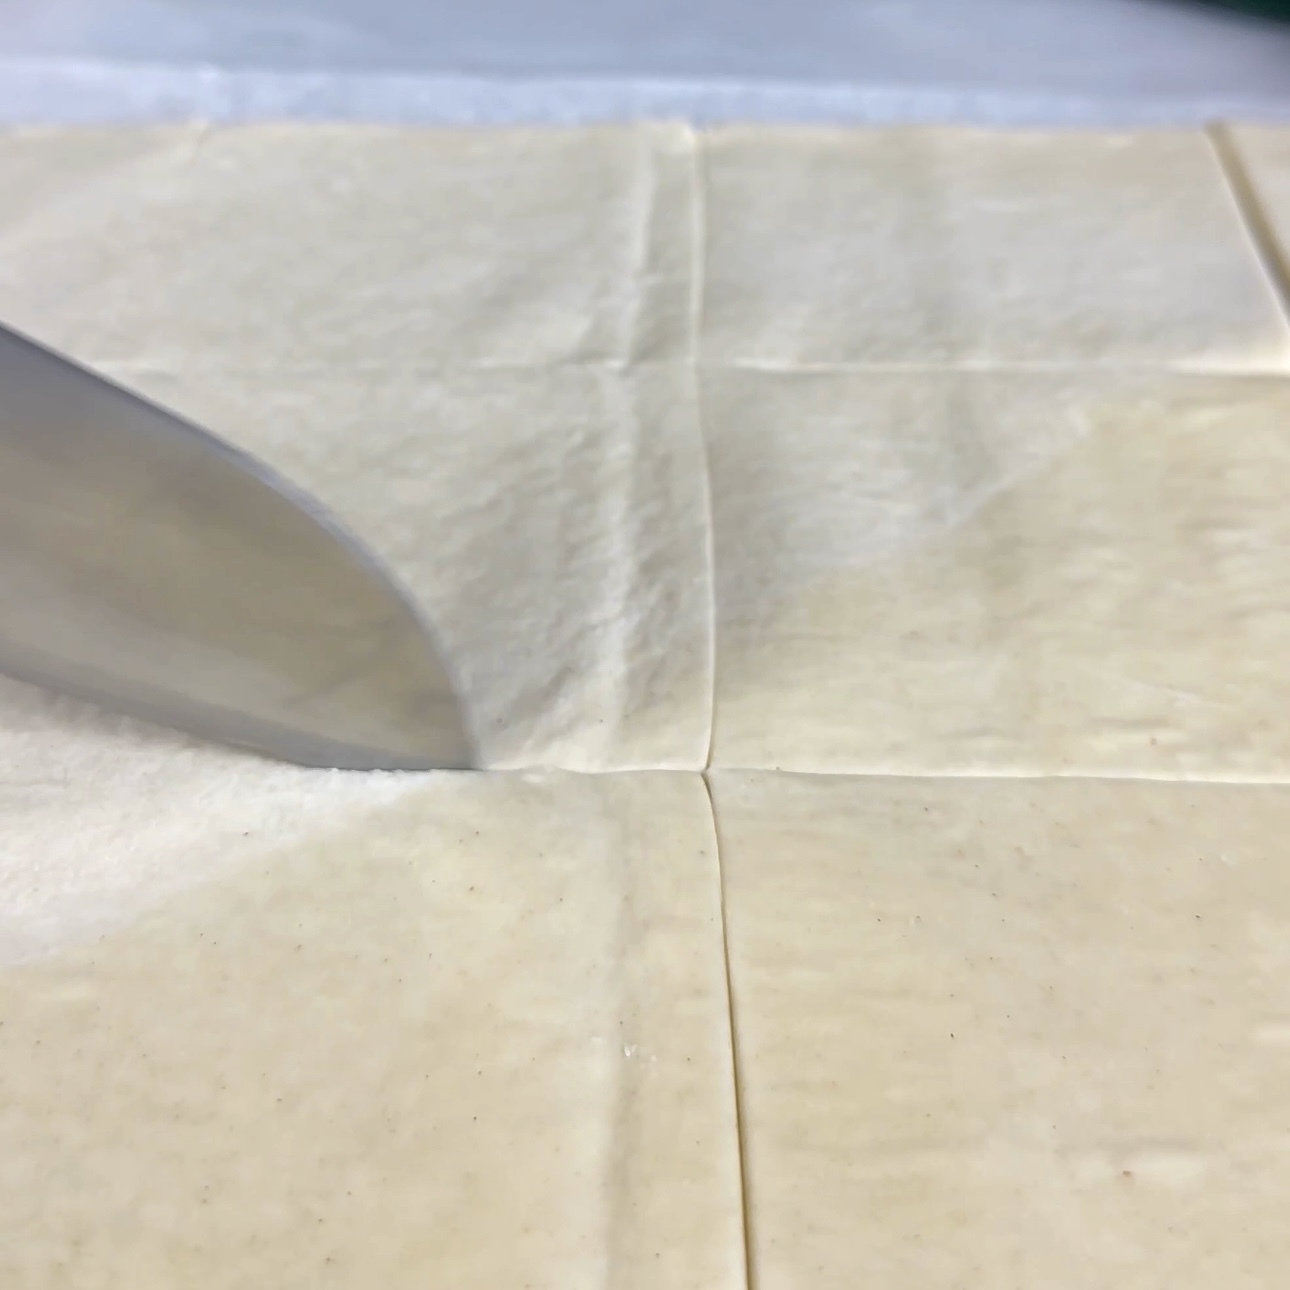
[0,322,475,771]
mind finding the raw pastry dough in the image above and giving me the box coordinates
[4,119,1290,1289]
[705,368,1290,776]
[0,127,177,237]
[712,769,1290,1290]
[700,126,1290,368]
[0,123,696,369]
[0,770,743,1290]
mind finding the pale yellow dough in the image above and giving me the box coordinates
[701,126,1290,368]
[706,369,1290,776]
[712,769,1290,1290]
[0,123,696,368]
[0,770,743,1290]
[5,120,1290,1289]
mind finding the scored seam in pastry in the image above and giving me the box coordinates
[1206,122,1290,367]
[702,769,758,1290]
[690,125,720,771]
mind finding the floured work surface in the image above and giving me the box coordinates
[4,121,1290,1288]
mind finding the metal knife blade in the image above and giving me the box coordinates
[0,322,475,771]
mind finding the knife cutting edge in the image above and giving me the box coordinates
[0,321,475,771]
